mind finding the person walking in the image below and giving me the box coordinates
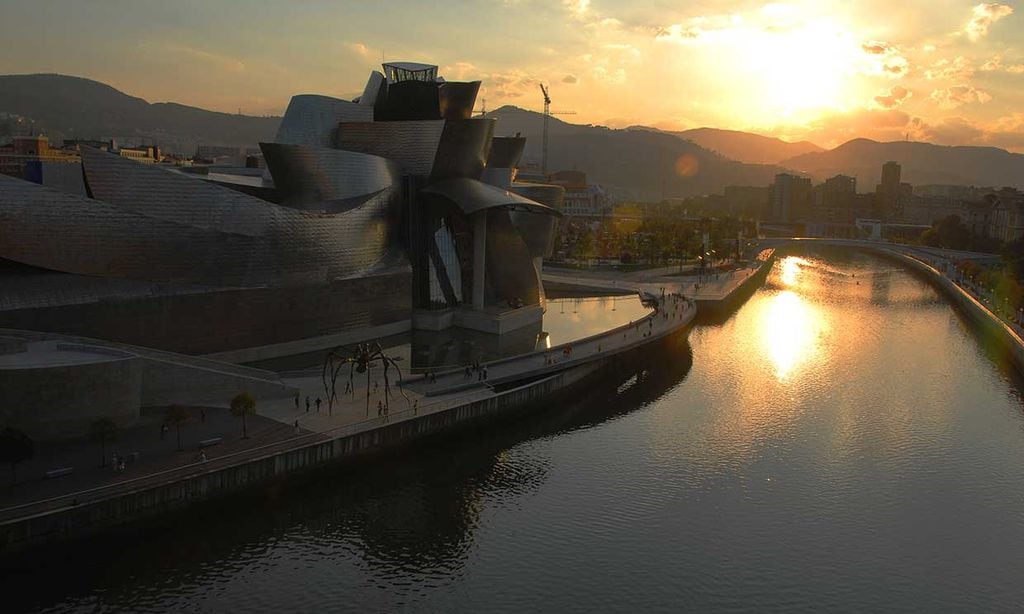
[377,400,383,417]
[315,397,322,413]
[305,396,310,412]
[294,393,299,410]
[483,366,489,381]
[294,419,300,435]
[413,399,419,415]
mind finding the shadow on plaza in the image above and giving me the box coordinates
[1,339,694,613]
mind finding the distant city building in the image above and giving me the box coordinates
[722,185,770,217]
[874,160,911,219]
[0,135,79,180]
[548,170,607,217]
[813,174,857,222]
[771,173,812,221]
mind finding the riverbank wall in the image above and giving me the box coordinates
[694,255,776,318]
[872,248,1024,374]
[0,320,693,554]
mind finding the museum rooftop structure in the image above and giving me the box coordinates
[0,62,563,356]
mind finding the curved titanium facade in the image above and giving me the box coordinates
[336,120,446,176]
[0,149,402,287]
[487,136,527,168]
[485,209,544,306]
[422,177,558,216]
[433,119,494,180]
[438,81,481,120]
[510,182,565,210]
[260,143,399,213]
[276,95,374,148]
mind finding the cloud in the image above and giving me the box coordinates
[874,86,911,108]
[157,44,246,73]
[924,56,973,80]
[862,41,893,55]
[980,55,1024,73]
[562,74,579,84]
[564,0,591,19]
[345,42,371,57]
[442,61,477,80]
[930,85,993,109]
[964,3,1014,41]
[917,116,986,144]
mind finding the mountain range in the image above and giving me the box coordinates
[3,73,1023,199]
[780,138,1024,190]
[670,127,823,165]
[0,74,278,154]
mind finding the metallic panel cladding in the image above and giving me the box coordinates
[510,182,565,210]
[0,149,404,286]
[359,71,386,107]
[484,209,543,306]
[276,94,374,148]
[509,210,558,258]
[433,119,494,180]
[438,81,481,120]
[486,136,527,168]
[422,177,559,216]
[336,120,446,176]
[260,143,399,213]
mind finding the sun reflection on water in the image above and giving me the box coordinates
[761,257,829,381]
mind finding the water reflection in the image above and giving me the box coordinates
[3,341,694,613]
[250,295,652,373]
[761,290,827,381]
[755,257,831,381]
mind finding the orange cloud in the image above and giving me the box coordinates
[874,86,911,108]
[964,3,1014,41]
[930,85,992,109]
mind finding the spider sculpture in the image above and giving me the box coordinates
[321,342,408,416]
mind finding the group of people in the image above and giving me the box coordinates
[110,452,137,473]
[463,361,488,382]
[295,394,323,413]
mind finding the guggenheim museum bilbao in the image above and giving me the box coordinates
[0,62,564,356]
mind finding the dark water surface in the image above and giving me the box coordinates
[7,251,1024,613]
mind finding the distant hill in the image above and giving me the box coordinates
[0,74,280,155]
[671,127,823,165]
[490,106,787,200]
[781,138,1024,189]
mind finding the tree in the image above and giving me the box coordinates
[89,418,118,468]
[0,427,34,484]
[230,392,256,439]
[165,404,190,450]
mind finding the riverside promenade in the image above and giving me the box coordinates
[0,293,697,552]
[543,249,775,315]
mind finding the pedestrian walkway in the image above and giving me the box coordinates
[0,294,696,522]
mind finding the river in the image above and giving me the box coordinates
[7,250,1024,613]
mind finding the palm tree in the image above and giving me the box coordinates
[0,427,34,484]
[89,418,118,468]
[230,392,256,439]
[165,404,190,450]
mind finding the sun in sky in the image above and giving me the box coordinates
[0,0,1021,150]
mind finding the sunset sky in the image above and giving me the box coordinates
[2,0,1023,151]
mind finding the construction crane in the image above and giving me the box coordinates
[538,83,576,175]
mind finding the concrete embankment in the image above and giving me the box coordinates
[0,308,694,554]
[693,256,776,318]
[872,249,1024,373]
